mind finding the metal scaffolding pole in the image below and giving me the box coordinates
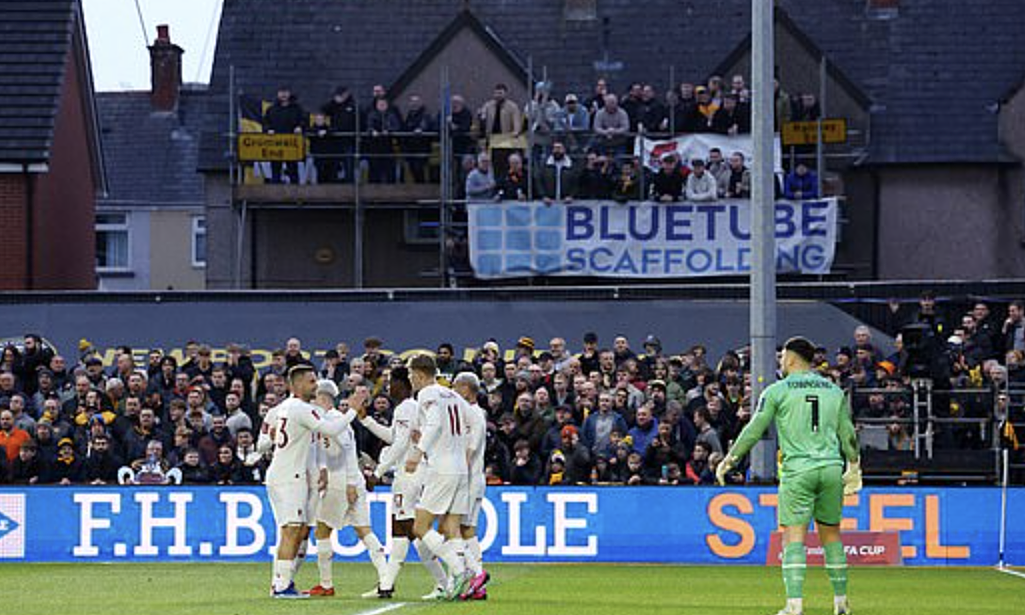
[817,55,827,196]
[439,66,451,288]
[353,93,363,288]
[748,0,778,482]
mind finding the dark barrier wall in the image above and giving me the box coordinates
[0,486,1018,565]
[0,298,890,365]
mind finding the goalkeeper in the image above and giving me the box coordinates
[717,337,862,615]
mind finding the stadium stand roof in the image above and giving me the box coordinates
[198,0,1025,171]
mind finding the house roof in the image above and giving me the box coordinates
[0,0,80,165]
[198,0,1025,170]
[96,88,206,205]
[388,9,528,99]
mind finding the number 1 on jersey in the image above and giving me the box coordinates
[805,395,820,432]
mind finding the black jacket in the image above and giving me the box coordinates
[264,99,306,134]
[48,456,85,484]
[651,167,686,201]
[322,97,358,134]
[85,450,123,483]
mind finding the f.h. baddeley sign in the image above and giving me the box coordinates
[467,199,838,279]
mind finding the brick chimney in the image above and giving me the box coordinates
[149,25,183,111]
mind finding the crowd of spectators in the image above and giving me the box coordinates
[1,296,1019,487]
[260,76,823,195]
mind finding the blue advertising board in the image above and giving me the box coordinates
[467,199,838,279]
[0,487,1020,565]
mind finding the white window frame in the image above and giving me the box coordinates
[95,212,131,273]
[191,215,207,268]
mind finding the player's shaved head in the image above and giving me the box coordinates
[287,364,315,384]
[783,337,817,365]
[287,365,317,401]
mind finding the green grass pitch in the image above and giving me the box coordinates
[0,562,1020,614]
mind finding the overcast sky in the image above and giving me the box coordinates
[83,0,222,91]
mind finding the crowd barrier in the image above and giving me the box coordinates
[0,486,1020,565]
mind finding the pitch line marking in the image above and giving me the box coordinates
[352,602,410,615]
[997,566,1025,580]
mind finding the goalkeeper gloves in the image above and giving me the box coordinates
[716,453,738,486]
[843,459,863,495]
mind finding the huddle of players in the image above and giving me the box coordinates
[259,355,489,601]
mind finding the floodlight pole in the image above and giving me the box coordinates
[749,0,778,482]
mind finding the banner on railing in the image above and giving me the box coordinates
[0,486,1020,565]
[634,134,784,173]
[468,199,838,279]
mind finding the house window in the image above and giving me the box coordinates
[96,213,129,271]
[192,216,207,267]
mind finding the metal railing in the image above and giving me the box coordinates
[850,381,1024,483]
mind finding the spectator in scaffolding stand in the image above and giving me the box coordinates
[592,94,630,157]
[651,152,687,202]
[402,94,437,184]
[535,140,577,206]
[365,97,402,184]
[694,86,719,132]
[555,93,591,136]
[685,159,718,202]
[465,152,497,201]
[578,150,616,200]
[774,79,791,131]
[585,78,609,118]
[446,94,475,158]
[309,113,337,184]
[263,86,306,184]
[674,83,702,134]
[479,83,522,143]
[711,95,751,136]
[707,75,725,107]
[524,81,560,162]
[720,152,751,199]
[792,92,821,121]
[321,85,358,182]
[612,159,643,204]
[497,152,529,201]
[783,163,819,200]
[637,84,666,135]
[620,83,644,132]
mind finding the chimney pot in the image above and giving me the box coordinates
[149,25,183,111]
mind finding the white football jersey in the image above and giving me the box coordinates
[376,398,418,475]
[320,410,361,487]
[466,402,488,492]
[263,396,347,485]
[416,384,471,475]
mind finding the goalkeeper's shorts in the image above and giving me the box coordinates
[778,464,844,527]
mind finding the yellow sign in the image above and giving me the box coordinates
[237,133,305,162]
[781,119,847,146]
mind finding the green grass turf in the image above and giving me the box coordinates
[0,563,1020,615]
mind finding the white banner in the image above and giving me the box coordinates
[468,199,838,279]
[634,134,783,173]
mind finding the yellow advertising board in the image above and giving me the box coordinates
[781,119,848,146]
[237,133,305,162]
